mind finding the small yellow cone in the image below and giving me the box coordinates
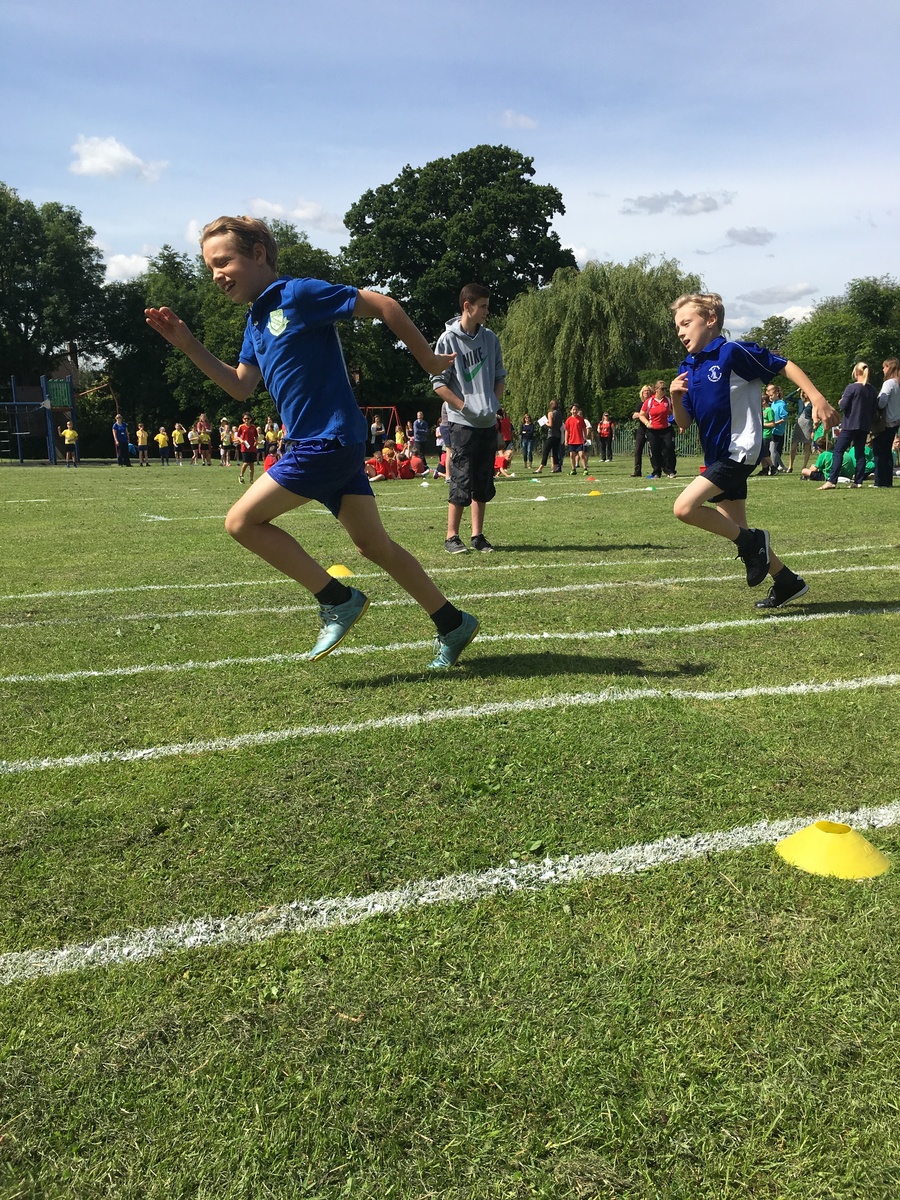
[588,489,601,496]
[775,820,890,880]
[326,564,354,578]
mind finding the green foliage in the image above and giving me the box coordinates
[784,275,900,388]
[744,314,795,355]
[501,256,701,423]
[0,181,105,384]
[344,144,576,338]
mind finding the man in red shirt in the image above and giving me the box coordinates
[563,405,589,475]
[237,413,259,485]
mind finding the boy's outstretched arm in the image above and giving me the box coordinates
[354,291,456,377]
[782,361,838,430]
[669,372,692,432]
[145,307,261,402]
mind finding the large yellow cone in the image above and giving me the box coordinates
[775,820,890,880]
[326,564,354,578]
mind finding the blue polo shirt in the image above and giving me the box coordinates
[239,276,367,444]
[679,337,787,467]
[769,398,788,437]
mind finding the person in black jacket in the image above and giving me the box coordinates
[818,363,877,490]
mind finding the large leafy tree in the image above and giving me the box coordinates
[343,145,577,338]
[785,276,900,373]
[743,314,795,355]
[0,182,105,384]
[501,256,701,419]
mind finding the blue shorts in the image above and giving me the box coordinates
[267,439,374,517]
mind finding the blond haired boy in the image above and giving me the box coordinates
[145,215,478,668]
[669,293,838,608]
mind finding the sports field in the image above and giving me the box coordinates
[1,457,899,1199]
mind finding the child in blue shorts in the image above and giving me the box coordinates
[669,292,838,609]
[146,214,478,669]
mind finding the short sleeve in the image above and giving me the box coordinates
[728,341,787,384]
[239,319,258,367]
[289,278,358,329]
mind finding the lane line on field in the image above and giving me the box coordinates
[2,673,898,776]
[2,543,890,604]
[2,798,897,985]
[3,606,899,687]
[1,563,898,632]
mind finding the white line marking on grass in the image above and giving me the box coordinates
[2,673,898,776]
[2,799,898,985]
[2,564,900,632]
[4,498,50,503]
[1,545,892,604]
[4,606,899,687]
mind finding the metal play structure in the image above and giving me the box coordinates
[1,375,78,465]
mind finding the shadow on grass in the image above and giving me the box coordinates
[496,542,673,554]
[339,655,712,690]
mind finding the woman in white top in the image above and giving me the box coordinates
[872,357,900,488]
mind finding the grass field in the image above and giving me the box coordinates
[1,454,899,1199]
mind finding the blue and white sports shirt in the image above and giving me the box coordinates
[239,276,367,445]
[679,337,787,467]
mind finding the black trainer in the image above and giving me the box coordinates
[754,574,809,609]
[444,535,469,554]
[736,527,770,587]
[470,534,495,553]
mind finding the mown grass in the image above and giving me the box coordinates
[0,457,898,1197]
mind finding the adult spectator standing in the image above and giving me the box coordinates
[818,363,878,490]
[631,385,652,476]
[872,358,900,488]
[639,381,676,479]
[535,399,563,473]
[112,413,131,466]
[519,412,535,469]
[370,414,385,452]
[597,411,615,462]
[412,410,429,455]
[764,384,788,473]
[431,282,507,553]
[788,389,815,473]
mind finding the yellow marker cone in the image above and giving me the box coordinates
[326,564,354,578]
[775,820,890,880]
[588,489,601,496]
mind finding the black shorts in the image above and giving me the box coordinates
[448,425,497,507]
[241,450,257,464]
[703,459,755,503]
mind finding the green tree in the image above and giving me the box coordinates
[343,145,576,338]
[744,314,795,355]
[784,276,900,375]
[501,256,701,421]
[0,182,105,383]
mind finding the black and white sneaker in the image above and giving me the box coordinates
[736,528,770,587]
[754,574,809,609]
[470,534,495,553]
[444,535,470,554]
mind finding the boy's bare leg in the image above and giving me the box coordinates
[673,475,784,574]
[339,493,446,613]
[224,472,332,593]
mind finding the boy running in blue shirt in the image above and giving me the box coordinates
[669,292,838,609]
[146,215,478,668]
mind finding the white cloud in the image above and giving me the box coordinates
[621,189,735,216]
[777,304,815,324]
[70,135,167,182]
[725,226,776,247]
[564,243,591,265]
[736,283,818,305]
[185,218,203,248]
[247,197,346,235]
[105,253,150,282]
[499,108,537,130]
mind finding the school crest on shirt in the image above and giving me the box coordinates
[267,309,288,337]
[707,365,722,382]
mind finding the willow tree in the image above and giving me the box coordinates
[501,256,701,420]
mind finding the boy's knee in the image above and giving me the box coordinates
[672,496,694,523]
[354,529,395,561]
[224,507,252,542]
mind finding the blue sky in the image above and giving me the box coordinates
[4,0,898,333]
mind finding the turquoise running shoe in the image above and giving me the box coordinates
[308,589,370,661]
[427,611,480,670]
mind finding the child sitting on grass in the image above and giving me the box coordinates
[669,292,838,609]
[146,214,479,670]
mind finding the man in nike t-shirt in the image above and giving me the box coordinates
[430,283,507,554]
